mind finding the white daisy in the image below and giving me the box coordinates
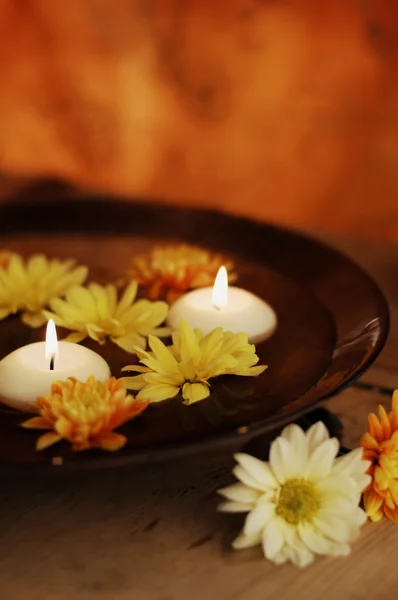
[218,422,371,567]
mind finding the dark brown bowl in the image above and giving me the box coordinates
[0,187,389,473]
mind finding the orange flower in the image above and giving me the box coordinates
[360,391,398,523]
[21,376,149,452]
[126,244,237,302]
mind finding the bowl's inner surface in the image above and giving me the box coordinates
[0,233,335,465]
[0,197,388,471]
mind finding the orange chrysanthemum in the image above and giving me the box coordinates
[126,244,237,303]
[21,376,149,452]
[360,391,398,523]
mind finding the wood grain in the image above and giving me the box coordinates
[0,232,397,598]
[1,2,398,240]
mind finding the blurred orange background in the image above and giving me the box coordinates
[0,0,398,241]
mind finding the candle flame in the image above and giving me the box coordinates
[45,319,59,360]
[212,266,228,310]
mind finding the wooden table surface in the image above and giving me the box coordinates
[1,231,397,600]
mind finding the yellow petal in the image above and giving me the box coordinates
[21,311,47,328]
[182,382,210,405]
[120,375,147,391]
[98,433,127,451]
[148,335,180,373]
[89,283,112,320]
[110,334,141,354]
[368,413,384,443]
[55,417,73,438]
[27,255,47,279]
[137,383,180,403]
[364,489,384,518]
[21,416,53,430]
[179,321,200,362]
[36,432,63,450]
[62,331,87,344]
[66,286,98,319]
[197,328,223,367]
[378,404,392,439]
[115,282,138,317]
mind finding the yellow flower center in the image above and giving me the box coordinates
[276,479,320,525]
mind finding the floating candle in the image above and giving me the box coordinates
[167,266,277,343]
[0,320,111,412]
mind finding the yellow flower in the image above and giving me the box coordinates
[126,244,237,302]
[44,282,169,353]
[360,391,398,523]
[218,423,371,567]
[121,321,267,405]
[0,253,88,326]
[0,250,14,269]
[21,376,149,451]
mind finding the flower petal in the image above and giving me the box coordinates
[306,421,330,454]
[218,501,254,513]
[244,504,275,536]
[262,518,285,560]
[21,416,53,430]
[313,514,359,543]
[182,382,210,405]
[234,453,278,490]
[137,383,180,403]
[98,433,127,451]
[233,465,271,492]
[218,483,260,505]
[232,530,262,549]
[305,438,340,481]
[269,436,295,483]
[36,432,63,451]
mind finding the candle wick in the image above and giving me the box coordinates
[212,304,222,312]
[49,354,55,371]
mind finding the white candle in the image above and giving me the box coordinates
[0,320,111,412]
[167,266,277,343]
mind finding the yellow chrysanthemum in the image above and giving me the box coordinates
[126,244,237,302]
[121,321,267,405]
[360,391,398,523]
[21,376,149,451]
[0,253,88,326]
[0,250,14,268]
[44,282,169,353]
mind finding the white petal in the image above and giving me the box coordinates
[272,550,288,565]
[316,475,358,499]
[234,453,278,489]
[313,514,358,543]
[280,424,307,474]
[244,504,275,537]
[218,483,261,504]
[306,421,330,453]
[289,545,314,568]
[269,437,295,483]
[232,465,268,492]
[305,438,340,481]
[298,523,338,555]
[218,501,254,513]
[232,530,262,550]
[298,522,354,558]
[262,518,285,560]
[332,448,370,477]
[320,501,367,527]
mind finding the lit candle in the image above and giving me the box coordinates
[167,266,277,343]
[0,320,111,412]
